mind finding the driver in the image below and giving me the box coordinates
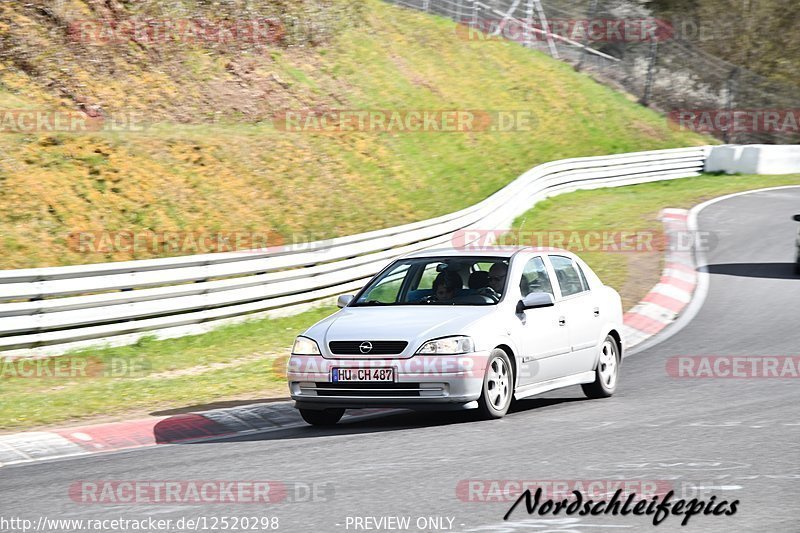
[487,262,508,295]
[432,270,462,302]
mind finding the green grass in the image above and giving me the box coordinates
[3,174,799,432]
[0,0,708,269]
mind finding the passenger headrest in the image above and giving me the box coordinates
[468,270,490,289]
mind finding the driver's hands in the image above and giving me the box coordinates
[476,287,500,301]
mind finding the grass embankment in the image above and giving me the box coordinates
[0,0,706,269]
[3,174,800,431]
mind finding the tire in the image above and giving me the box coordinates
[299,408,345,426]
[477,348,514,419]
[582,335,620,399]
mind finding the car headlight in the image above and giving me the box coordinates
[292,336,321,355]
[417,336,475,355]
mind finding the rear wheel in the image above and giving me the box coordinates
[582,335,620,399]
[477,349,514,419]
[299,408,345,426]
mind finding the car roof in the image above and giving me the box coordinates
[401,246,573,260]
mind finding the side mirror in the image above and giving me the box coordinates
[793,214,800,222]
[337,294,354,308]
[516,292,555,313]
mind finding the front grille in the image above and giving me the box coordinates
[313,382,422,397]
[328,340,408,355]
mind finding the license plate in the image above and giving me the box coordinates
[332,368,394,382]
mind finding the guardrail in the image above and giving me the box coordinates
[0,146,711,358]
[705,144,800,175]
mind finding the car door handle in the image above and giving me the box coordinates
[558,316,566,326]
[593,307,600,317]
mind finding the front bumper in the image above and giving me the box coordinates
[287,352,490,409]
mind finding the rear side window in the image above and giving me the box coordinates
[550,255,589,297]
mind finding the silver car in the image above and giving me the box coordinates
[287,248,625,425]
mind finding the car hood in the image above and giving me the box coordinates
[305,305,495,358]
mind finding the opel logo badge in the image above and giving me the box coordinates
[359,341,373,354]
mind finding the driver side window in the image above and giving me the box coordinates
[520,256,554,297]
[415,262,443,290]
[360,264,409,303]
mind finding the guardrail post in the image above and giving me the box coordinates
[723,67,739,144]
[422,0,430,12]
[639,40,659,107]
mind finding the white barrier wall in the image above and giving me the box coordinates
[5,144,797,358]
[705,145,800,175]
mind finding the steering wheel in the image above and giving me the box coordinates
[475,286,500,302]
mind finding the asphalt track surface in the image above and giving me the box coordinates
[1,187,799,533]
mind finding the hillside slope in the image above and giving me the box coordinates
[0,0,707,269]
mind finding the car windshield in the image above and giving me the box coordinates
[353,256,509,306]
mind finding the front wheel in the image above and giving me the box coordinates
[582,336,620,399]
[477,349,514,419]
[299,408,345,426]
